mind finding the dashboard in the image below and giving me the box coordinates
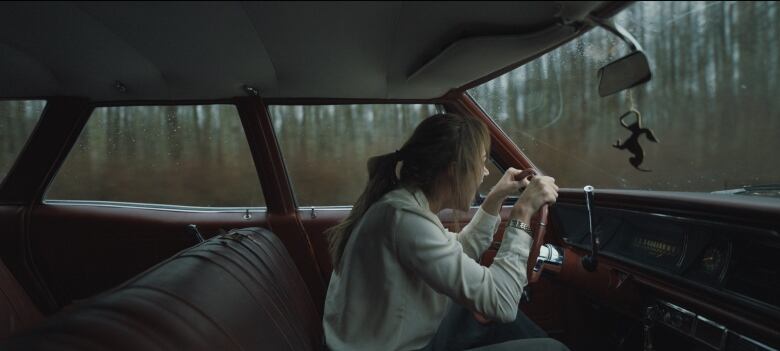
[552,203,780,316]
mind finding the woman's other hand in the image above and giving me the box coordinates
[481,168,531,216]
[487,167,532,200]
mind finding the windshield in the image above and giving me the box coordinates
[469,1,780,199]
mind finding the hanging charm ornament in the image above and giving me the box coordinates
[613,108,659,172]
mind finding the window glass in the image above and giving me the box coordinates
[47,105,265,207]
[478,159,503,199]
[469,1,780,199]
[269,104,439,206]
[0,100,46,183]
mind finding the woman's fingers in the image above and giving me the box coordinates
[546,188,558,204]
[544,179,559,204]
[519,178,530,189]
[519,175,559,211]
[490,168,542,200]
[492,168,524,196]
[509,169,534,190]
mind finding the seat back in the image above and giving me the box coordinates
[0,258,43,340]
[0,228,322,350]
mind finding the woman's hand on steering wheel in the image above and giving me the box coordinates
[481,168,534,216]
[474,172,558,324]
[511,176,558,224]
[487,167,531,200]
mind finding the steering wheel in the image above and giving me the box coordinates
[514,169,549,284]
[477,205,550,284]
[473,204,549,324]
[526,205,549,284]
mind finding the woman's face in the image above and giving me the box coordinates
[453,149,489,211]
[479,150,489,185]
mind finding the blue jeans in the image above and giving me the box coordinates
[418,302,569,351]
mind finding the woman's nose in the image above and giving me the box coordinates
[483,166,489,176]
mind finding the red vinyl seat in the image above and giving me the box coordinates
[0,228,323,350]
[0,258,44,340]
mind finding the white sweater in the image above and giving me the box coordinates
[323,187,533,351]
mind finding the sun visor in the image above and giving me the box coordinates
[557,1,606,23]
[401,25,576,98]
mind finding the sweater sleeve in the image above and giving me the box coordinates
[451,207,500,260]
[394,209,533,323]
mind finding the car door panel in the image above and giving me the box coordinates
[298,208,344,283]
[0,206,28,294]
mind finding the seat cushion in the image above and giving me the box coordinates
[0,258,44,339]
[0,227,322,350]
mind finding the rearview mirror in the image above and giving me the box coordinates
[598,51,651,97]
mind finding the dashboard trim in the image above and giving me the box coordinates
[562,246,780,347]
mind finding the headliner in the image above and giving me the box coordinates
[0,1,623,102]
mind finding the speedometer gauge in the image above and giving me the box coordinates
[631,237,680,258]
[687,238,731,284]
[700,246,724,274]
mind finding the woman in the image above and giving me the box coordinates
[323,113,567,351]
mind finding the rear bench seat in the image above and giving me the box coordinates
[0,228,323,350]
[0,258,44,339]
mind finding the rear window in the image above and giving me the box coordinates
[0,100,46,184]
[46,105,265,207]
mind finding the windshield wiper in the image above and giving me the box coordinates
[711,184,780,198]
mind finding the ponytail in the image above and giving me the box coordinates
[326,151,400,272]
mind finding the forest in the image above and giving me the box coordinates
[470,1,779,193]
[1,1,777,206]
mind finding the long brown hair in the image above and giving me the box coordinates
[326,113,490,272]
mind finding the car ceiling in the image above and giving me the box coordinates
[0,1,616,102]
